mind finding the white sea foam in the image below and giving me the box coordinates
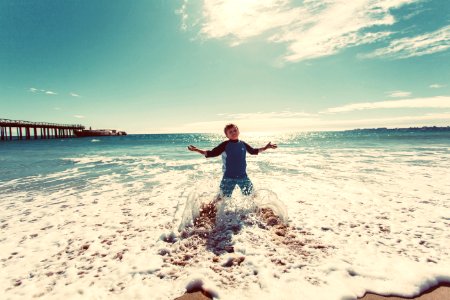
[1,145,449,299]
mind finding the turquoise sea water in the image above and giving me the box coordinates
[2,129,449,184]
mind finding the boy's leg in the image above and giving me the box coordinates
[196,178,236,229]
[237,177,254,196]
[219,177,236,198]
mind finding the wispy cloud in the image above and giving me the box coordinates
[323,96,450,113]
[29,87,58,95]
[29,87,82,97]
[429,83,446,89]
[179,0,433,63]
[218,111,316,119]
[175,0,189,31]
[387,90,411,98]
[362,25,450,59]
[73,115,85,119]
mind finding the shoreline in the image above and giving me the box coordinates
[174,283,450,300]
[358,282,450,300]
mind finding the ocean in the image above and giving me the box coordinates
[1,129,449,299]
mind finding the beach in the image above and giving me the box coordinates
[175,284,450,300]
[358,283,450,300]
[1,131,449,299]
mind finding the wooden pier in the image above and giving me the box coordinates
[0,118,85,141]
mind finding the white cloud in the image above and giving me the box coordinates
[199,0,302,42]
[387,90,411,97]
[73,115,85,119]
[429,83,446,89]
[29,87,58,95]
[29,88,82,96]
[218,111,316,119]
[323,96,450,113]
[154,95,450,133]
[162,111,450,133]
[175,0,189,31]
[179,0,426,62]
[53,107,61,111]
[363,25,450,59]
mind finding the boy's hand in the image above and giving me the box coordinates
[188,145,207,156]
[264,142,277,150]
[188,145,208,156]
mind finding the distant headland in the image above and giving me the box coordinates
[347,126,450,132]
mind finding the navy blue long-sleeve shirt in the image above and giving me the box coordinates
[205,139,258,178]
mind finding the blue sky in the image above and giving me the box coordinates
[0,0,449,133]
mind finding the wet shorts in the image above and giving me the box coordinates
[219,176,254,197]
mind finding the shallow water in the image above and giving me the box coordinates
[1,130,449,299]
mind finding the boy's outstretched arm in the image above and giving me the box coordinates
[187,145,207,156]
[244,141,277,155]
[259,142,277,153]
[188,141,227,157]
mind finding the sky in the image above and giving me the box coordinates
[0,0,449,133]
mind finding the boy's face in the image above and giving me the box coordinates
[225,126,239,140]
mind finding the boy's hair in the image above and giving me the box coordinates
[224,123,238,135]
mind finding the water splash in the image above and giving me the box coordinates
[252,189,288,223]
[178,187,288,232]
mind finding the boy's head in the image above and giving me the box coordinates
[224,123,239,140]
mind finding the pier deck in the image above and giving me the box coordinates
[0,118,85,141]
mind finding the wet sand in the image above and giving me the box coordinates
[358,283,450,300]
[175,291,212,300]
[174,283,450,300]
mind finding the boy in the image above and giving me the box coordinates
[187,124,277,200]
